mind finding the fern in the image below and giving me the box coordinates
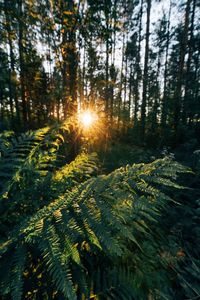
[0,127,50,198]
[0,153,188,299]
[38,223,76,300]
[0,131,15,155]
[52,152,99,196]
[0,122,100,236]
[10,245,27,300]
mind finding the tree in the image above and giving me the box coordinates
[182,0,197,125]
[174,0,192,133]
[140,0,151,141]
[161,1,172,129]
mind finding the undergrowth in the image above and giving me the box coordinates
[0,122,199,300]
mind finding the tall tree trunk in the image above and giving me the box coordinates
[4,0,14,125]
[134,0,143,125]
[161,2,172,128]
[78,48,84,111]
[174,0,192,132]
[182,0,196,124]
[18,0,28,129]
[193,47,200,127]
[118,29,126,127]
[61,0,78,118]
[110,0,118,122]
[140,0,151,141]
[123,34,128,113]
[104,0,110,114]
[8,68,14,125]
[128,65,133,121]
[4,0,21,128]
[152,51,161,132]
[0,89,4,127]
[112,0,118,66]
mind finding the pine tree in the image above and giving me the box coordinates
[141,0,151,141]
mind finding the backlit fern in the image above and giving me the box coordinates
[0,124,189,300]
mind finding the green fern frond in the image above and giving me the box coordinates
[0,127,50,197]
[0,131,15,155]
[10,245,27,300]
[0,155,189,299]
[38,223,76,300]
[52,152,99,196]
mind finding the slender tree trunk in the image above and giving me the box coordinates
[193,47,200,127]
[56,99,60,121]
[0,89,4,127]
[128,65,133,121]
[78,52,84,111]
[78,0,87,111]
[161,2,172,128]
[4,0,14,125]
[112,0,117,66]
[118,29,126,127]
[18,0,28,129]
[141,0,151,141]
[8,68,14,125]
[61,0,78,118]
[105,1,110,114]
[83,42,87,108]
[110,77,114,122]
[182,0,196,124]
[134,0,143,125]
[105,39,109,113]
[110,0,117,122]
[174,0,192,132]
[4,0,21,128]
[152,51,161,132]
[123,38,128,113]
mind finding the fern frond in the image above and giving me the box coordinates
[0,157,189,299]
[10,245,27,300]
[52,152,99,196]
[0,131,15,155]
[0,127,50,197]
[38,223,76,300]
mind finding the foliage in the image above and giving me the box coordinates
[0,125,191,300]
[0,122,98,231]
[98,141,157,173]
[161,157,200,299]
[1,0,199,148]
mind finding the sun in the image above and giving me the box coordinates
[79,110,97,128]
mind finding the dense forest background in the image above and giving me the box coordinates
[0,0,199,146]
[0,1,200,300]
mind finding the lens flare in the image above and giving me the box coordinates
[79,110,97,128]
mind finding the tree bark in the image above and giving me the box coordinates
[134,0,143,125]
[4,0,21,128]
[18,0,28,129]
[141,0,151,140]
[61,0,78,119]
[174,0,192,131]
[161,2,172,128]
[182,0,196,125]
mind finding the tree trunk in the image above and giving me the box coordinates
[61,0,78,119]
[134,0,143,125]
[161,1,172,128]
[174,0,192,132]
[140,0,151,141]
[117,29,126,127]
[18,0,28,129]
[182,0,196,125]
[152,51,161,132]
[4,0,21,128]
[104,1,110,114]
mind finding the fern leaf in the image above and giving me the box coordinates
[10,245,27,300]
